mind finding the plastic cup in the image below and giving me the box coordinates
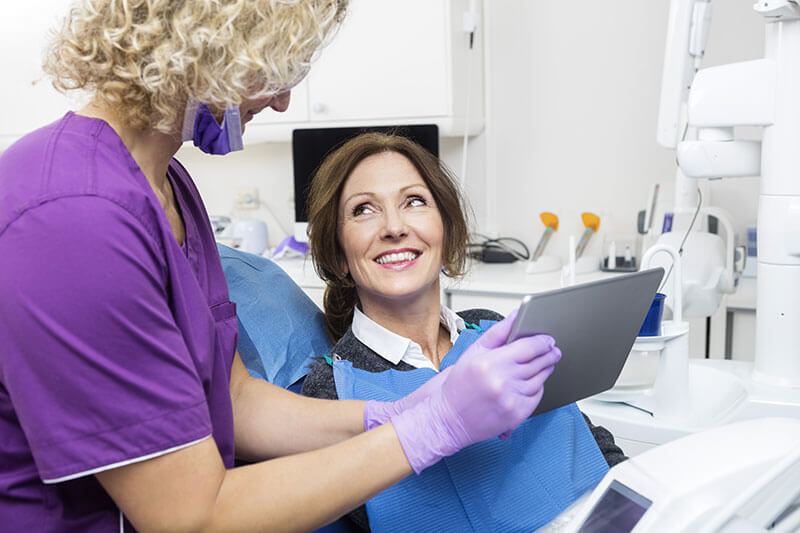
[638,293,666,337]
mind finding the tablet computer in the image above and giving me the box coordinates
[506,267,664,417]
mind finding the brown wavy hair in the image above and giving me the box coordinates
[307,132,471,342]
[44,0,346,134]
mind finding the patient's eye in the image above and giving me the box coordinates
[352,203,376,216]
[406,195,427,208]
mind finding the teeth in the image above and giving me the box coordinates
[376,251,418,264]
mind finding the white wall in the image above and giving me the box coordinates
[482,0,764,261]
[180,1,765,256]
[176,139,297,247]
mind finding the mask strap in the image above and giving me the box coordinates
[224,106,244,152]
[181,100,200,142]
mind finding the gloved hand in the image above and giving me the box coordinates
[363,367,452,431]
[391,310,561,473]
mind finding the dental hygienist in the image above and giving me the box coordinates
[0,1,562,531]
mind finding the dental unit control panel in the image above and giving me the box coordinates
[546,417,800,533]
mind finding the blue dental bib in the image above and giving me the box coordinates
[333,325,608,533]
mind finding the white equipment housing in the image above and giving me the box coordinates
[581,0,800,455]
[682,1,800,387]
[546,418,800,532]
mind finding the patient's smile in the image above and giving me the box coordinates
[375,250,420,266]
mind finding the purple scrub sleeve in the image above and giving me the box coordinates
[1,196,211,481]
[0,112,238,531]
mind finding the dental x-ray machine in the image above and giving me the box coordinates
[659,0,800,388]
[542,5,800,529]
[581,0,800,454]
[678,0,800,388]
[651,0,742,321]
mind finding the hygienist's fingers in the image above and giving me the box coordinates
[515,346,561,380]
[474,308,519,349]
[516,363,556,397]
[504,334,557,365]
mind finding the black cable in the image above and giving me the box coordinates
[658,186,704,293]
[468,234,530,262]
[658,88,701,293]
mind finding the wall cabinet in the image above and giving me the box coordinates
[1,1,483,151]
[245,0,484,143]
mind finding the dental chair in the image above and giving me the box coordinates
[218,245,361,533]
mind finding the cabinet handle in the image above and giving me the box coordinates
[312,102,327,114]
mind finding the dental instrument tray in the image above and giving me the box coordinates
[506,267,664,416]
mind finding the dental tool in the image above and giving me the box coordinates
[574,212,600,259]
[531,212,559,262]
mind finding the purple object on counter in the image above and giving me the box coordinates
[273,235,309,259]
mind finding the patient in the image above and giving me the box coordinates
[301,132,625,532]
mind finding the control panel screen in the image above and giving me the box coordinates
[577,480,652,533]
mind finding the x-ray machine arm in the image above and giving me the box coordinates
[661,0,800,387]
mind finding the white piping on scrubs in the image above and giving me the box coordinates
[41,435,211,484]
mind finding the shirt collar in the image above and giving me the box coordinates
[351,306,466,370]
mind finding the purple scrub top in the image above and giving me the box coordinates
[0,112,238,531]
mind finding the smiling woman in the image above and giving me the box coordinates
[307,132,470,343]
[337,152,446,319]
[301,133,627,532]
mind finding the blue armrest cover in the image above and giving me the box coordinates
[218,244,332,389]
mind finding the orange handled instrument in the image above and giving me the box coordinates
[574,212,600,258]
[532,212,559,262]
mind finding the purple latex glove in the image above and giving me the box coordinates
[391,310,561,474]
[363,367,452,431]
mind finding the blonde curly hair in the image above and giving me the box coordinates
[44,0,346,133]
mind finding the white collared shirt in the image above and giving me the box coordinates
[351,305,466,372]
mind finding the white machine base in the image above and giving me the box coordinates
[580,358,800,456]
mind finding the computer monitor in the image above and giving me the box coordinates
[291,124,439,242]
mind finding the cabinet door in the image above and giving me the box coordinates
[0,2,75,149]
[306,0,451,123]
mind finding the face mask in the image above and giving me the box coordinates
[181,102,244,156]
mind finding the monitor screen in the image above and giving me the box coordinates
[577,480,652,533]
[291,125,439,242]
